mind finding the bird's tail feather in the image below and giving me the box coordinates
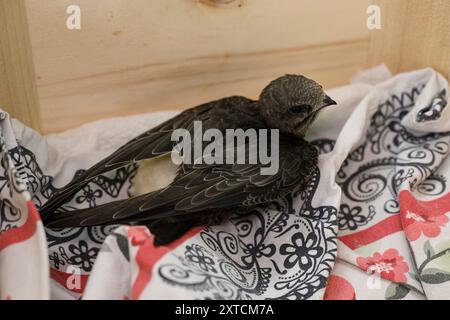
[42,187,188,229]
[40,156,132,216]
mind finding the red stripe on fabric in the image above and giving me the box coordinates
[130,226,203,300]
[399,190,450,217]
[0,201,40,251]
[338,214,403,250]
[50,268,89,294]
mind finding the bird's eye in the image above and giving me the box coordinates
[289,104,311,115]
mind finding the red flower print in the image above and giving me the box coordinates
[357,248,409,283]
[399,190,450,241]
[324,275,356,300]
[403,211,449,241]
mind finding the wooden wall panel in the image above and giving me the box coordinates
[368,0,450,78]
[0,0,41,131]
[25,0,371,133]
[3,0,450,133]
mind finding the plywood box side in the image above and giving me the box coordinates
[0,0,41,131]
[25,0,371,133]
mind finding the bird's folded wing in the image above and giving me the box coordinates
[44,140,318,228]
[40,102,214,216]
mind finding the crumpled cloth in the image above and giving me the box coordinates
[0,65,449,300]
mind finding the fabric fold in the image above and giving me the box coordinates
[0,66,448,300]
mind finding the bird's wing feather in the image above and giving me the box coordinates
[40,97,253,216]
[44,139,318,228]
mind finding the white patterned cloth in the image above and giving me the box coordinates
[0,66,449,300]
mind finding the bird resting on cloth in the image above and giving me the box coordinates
[42,75,337,246]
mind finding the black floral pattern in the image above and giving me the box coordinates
[241,234,275,265]
[157,168,337,300]
[337,84,450,233]
[68,240,99,272]
[280,232,324,271]
[6,145,138,272]
[0,198,21,232]
[76,185,102,207]
[338,204,376,231]
[0,77,448,300]
[185,244,217,273]
[49,250,67,269]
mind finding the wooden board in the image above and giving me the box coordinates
[0,0,41,131]
[4,0,448,133]
[368,0,450,78]
[24,0,371,132]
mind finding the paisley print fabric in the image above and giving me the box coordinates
[0,66,449,300]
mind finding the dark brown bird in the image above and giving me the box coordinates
[42,75,337,245]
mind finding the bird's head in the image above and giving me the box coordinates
[259,74,336,138]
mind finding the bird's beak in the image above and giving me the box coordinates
[320,95,337,109]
